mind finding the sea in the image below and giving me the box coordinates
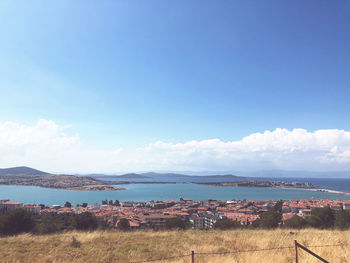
[1,177,350,206]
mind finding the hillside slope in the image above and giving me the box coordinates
[0,166,48,176]
[1,229,349,263]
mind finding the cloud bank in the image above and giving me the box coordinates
[1,119,350,173]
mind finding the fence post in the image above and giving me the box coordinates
[191,250,194,263]
[295,240,298,263]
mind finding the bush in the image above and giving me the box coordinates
[213,219,241,230]
[307,207,334,229]
[74,212,98,231]
[35,214,75,234]
[0,209,36,235]
[70,236,81,248]
[165,217,191,230]
[335,209,350,230]
[117,218,130,231]
[284,215,307,229]
[259,209,281,229]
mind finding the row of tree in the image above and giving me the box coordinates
[2,205,350,236]
[0,209,106,236]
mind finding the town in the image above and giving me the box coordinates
[1,198,349,230]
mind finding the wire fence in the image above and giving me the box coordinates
[129,242,350,263]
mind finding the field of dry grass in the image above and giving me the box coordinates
[0,229,349,263]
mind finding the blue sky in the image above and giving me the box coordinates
[0,1,350,173]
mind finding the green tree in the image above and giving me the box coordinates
[335,209,350,230]
[0,209,36,235]
[108,200,113,206]
[259,209,281,229]
[273,200,284,213]
[213,218,241,230]
[114,200,120,206]
[165,217,191,230]
[64,201,72,208]
[284,215,307,229]
[82,203,88,208]
[307,207,334,229]
[74,212,98,230]
[102,200,108,205]
[117,218,130,231]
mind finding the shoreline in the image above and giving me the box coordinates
[0,183,125,191]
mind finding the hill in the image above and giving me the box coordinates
[0,166,49,176]
[0,229,347,263]
[0,167,122,191]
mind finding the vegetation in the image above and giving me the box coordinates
[165,217,191,230]
[117,218,130,231]
[74,212,98,231]
[0,229,349,262]
[213,218,241,229]
[307,207,335,229]
[284,215,308,229]
[0,209,35,235]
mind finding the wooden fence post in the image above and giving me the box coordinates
[295,240,298,263]
[191,250,194,263]
[294,240,329,263]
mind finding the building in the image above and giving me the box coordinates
[23,204,41,214]
[0,200,23,212]
[138,213,176,228]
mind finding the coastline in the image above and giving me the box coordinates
[0,183,125,191]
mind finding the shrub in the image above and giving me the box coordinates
[0,209,36,235]
[284,215,307,229]
[259,209,281,229]
[117,218,130,231]
[165,217,191,230]
[213,219,241,230]
[74,212,98,231]
[334,209,350,230]
[307,207,334,229]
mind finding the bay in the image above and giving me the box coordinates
[1,181,350,206]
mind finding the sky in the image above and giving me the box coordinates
[0,1,350,174]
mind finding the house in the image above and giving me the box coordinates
[23,204,41,214]
[0,200,23,212]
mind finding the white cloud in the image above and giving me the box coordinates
[1,119,350,173]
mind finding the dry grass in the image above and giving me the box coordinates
[0,229,349,263]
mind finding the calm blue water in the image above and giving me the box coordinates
[99,176,350,193]
[1,180,350,206]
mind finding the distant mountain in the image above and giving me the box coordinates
[0,166,49,176]
[238,170,350,178]
[118,173,150,178]
[127,172,243,179]
[89,172,244,179]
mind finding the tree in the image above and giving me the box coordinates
[108,200,113,206]
[284,215,307,229]
[82,203,88,208]
[335,209,350,230]
[307,207,334,229]
[165,217,191,230]
[0,209,36,235]
[102,200,108,205]
[74,212,98,230]
[64,201,72,208]
[114,200,120,206]
[259,209,281,229]
[213,219,241,230]
[273,200,284,213]
[117,218,130,231]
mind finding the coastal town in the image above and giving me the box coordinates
[1,198,349,230]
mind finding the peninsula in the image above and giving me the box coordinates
[0,166,124,191]
[195,180,316,189]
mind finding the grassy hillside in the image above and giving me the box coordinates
[1,229,349,263]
